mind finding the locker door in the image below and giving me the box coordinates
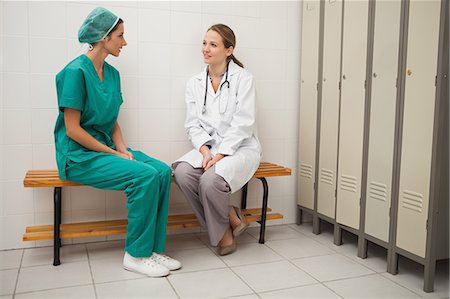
[364,0,401,242]
[317,0,343,218]
[396,0,441,258]
[298,0,320,210]
[336,0,369,229]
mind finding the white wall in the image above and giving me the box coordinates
[0,0,302,250]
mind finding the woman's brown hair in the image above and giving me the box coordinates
[208,24,244,68]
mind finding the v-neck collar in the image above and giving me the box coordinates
[82,54,106,84]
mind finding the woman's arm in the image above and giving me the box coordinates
[111,122,133,159]
[64,108,130,159]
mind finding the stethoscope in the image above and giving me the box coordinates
[202,60,231,114]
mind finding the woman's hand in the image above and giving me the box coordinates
[116,146,134,160]
[200,145,212,169]
[204,154,225,171]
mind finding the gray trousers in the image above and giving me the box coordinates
[173,162,231,246]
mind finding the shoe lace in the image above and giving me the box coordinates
[153,253,172,263]
[143,255,160,268]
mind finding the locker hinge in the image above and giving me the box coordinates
[359,197,361,206]
[317,83,319,91]
[338,81,341,90]
[314,181,317,191]
[334,189,337,198]
[426,219,429,230]
[395,78,398,88]
[435,76,438,86]
[364,80,367,89]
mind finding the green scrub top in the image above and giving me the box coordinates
[54,54,123,180]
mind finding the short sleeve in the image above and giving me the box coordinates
[56,67,86,112]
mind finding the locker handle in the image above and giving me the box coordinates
[343,74,346,80]
[407,69,412,76]
[373,73,377,78]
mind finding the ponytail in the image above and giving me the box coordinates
[208,24,244,68]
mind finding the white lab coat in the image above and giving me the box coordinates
[173,60,262,193]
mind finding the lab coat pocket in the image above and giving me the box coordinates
[220,94,237,122]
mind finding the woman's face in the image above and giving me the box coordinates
[104,22,127,57]
[202,30,233,66]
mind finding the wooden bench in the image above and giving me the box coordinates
[23,162,291,266]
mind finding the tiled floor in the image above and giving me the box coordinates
[1,223,449,299]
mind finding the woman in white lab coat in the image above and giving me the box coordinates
[173,24,261,255]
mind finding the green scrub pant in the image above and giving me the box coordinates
[65,150,171,258]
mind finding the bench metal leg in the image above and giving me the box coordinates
[53,187,62,266]
[241,183,248,209]
[258,177,269,244]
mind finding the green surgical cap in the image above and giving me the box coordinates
[78,7,119,44]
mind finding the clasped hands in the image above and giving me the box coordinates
[200,145,224,171]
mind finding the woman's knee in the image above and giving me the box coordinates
[199,171,230,194]
[173,162,194,186]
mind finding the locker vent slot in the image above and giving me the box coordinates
[368,181,387,202]
[340,175,357,193]
[401,190,423,213]
[320,168,334,185]
[299,163,313,179]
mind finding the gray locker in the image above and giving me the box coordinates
[364,0,401,243]
[298,0,321,211]
[389,0,448,292]
[335,0,369,229]
[316,0,343,220]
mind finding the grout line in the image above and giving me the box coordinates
[85,244,98,299]
[165,276,181,299]
[13,283,94,297]
[11,249,25,298]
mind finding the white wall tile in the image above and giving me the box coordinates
[107,43,139,76]
[170,11,202,45]
[139,77,171,109]
[139,142,172,165]
[170,76,190,109]
[111,6,139,43]
[170,44,203,77]
[3,1,28,36]
[170,109,188,141]
[0,214,35,250]
[29,38,67,74]
[202,2,233,16]
[30,74,58,109]
[138,1,170,10]
[66,2,97,40]
[138,42,171,76]
[3,74,30,109]
[171,1,201,13]
[71,187,106,211]
[256,80,286,110]
[117,108,139,143]
[261,2,288,20]
[32,144,57,169]
[31,109,57,144]
[3,145,32,181]
[138,109,172,142]
[138,9,170,43]
[3,36,29,73]
[231,2,261,18]
[2,181,34,215]
[231,16,260,49]
[259,17,287,50]
[201,14,235,34]
[28,2,66,38]
[105,190,127,210]
[3,109,32,145]
[120,76,139,109]
[33,186,71,214]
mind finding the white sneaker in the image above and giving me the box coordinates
[152,253,182,271]
[123,252,169,277]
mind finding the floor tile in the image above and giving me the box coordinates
[266,237,335,260]
[15,285,95,298]
[232,260,317,293]
[219,243,283,267]
[0,269,18,295]
[381,259,449,299]
[166,247,227,273]
[96,277,177,298]
[292,253,375,282]
[226,294,259,299]
[0,250,22,270]
[16,261,92,293]
[247,225,305,241]
[259,284,341,298]
[165,233,207,251]
[90,257,143,284]
[86,240,125,261]
[325,273,421,298]
[22,245,87,268]
[168,268,253,298]
[0,295,13,299]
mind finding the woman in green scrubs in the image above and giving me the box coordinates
[54,7,181,277]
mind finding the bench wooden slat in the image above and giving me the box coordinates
[23,162,291,188]
[23,212,283,241]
